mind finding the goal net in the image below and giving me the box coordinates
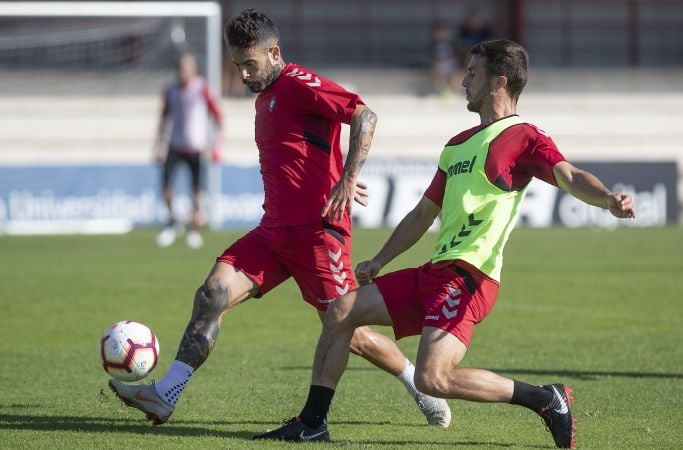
[0,2,225,233]
[0,2,222,96]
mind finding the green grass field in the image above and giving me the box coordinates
[1,227,681,449]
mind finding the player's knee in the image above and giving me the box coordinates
[323,298,359,337]
[193,281,230,319]
[414,369,449,397]
[348,327,375,356]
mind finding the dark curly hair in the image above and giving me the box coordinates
[224,9,280,49]
[470,39,528,102]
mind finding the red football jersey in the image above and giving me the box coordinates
[254,62,364,229]
[425,119,566,205]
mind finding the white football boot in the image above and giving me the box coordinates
[415,392,452,428]
[109,379,175,425]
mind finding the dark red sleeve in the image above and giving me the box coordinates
[201,82,223,124]
[297,76,364,125]
[424,169,447,207]
[519,132,566,186]
[486,124,566,191]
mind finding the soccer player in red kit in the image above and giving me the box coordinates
[109,9,451,429]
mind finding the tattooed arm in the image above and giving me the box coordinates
[322,104,378,221]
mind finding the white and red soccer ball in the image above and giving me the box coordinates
[100,321,159,382]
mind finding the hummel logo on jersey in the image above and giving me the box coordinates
[268,96,277,112]
[425,315,440,321]
[551,385,569,414]
[285,67,321,87]
[446,155,477,177]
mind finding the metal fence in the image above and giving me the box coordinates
[221,0,683,67]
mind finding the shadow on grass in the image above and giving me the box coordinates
[0,413,253,439]
[338,440,546,448]
[281,366,683,380]
[487,368,683,380]
[0,413,545,448]
[0,413,558,447]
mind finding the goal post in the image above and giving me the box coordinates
[0,2,222,94]
[0,2,225,231]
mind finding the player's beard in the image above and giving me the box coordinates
[245,60,284,93]
[466,87,486,112]
[465,76,493,113]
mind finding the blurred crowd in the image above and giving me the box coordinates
[220,8,495,99]
[428,8,493,97]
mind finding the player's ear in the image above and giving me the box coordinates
[494,75,508,93]
[268,45,281,64]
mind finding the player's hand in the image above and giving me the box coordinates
[354,180,368,207]
[607,193,636,219]
[355,259,382,285]
[210,131,223,164]
[322,176,356,222]
[210,145,222,164]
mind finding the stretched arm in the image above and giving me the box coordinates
[356,195,441,284]
[553,161,635,218]
[322,104,378,221]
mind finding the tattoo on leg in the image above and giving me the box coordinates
[176,281,230,369]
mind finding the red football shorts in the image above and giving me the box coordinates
[216,221,355,311]
[374,260,499,347]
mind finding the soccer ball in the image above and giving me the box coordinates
[100,320,159,382]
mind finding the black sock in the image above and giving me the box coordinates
[299,385,335,429]
[510,380,554,412]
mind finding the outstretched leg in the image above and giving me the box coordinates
[337,322,451,427]
[109,262,258,424]
[414,327,575,448]
[176,264,251,368]
[254,283,399,441]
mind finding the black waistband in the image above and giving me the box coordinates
[453,265,477,293]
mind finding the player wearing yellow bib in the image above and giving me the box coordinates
[254,39,635,448]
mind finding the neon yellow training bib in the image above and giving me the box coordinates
[432,115,526,282]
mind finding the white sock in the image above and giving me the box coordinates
[396,358,420,398]
[154,360,194,406]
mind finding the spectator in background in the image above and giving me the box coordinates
[457,8,493,68]
[154,53,222,249]
[428,19,459,96]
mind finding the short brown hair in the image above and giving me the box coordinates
[470,39,528,101]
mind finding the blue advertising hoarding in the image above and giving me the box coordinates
[0,161,677,234]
